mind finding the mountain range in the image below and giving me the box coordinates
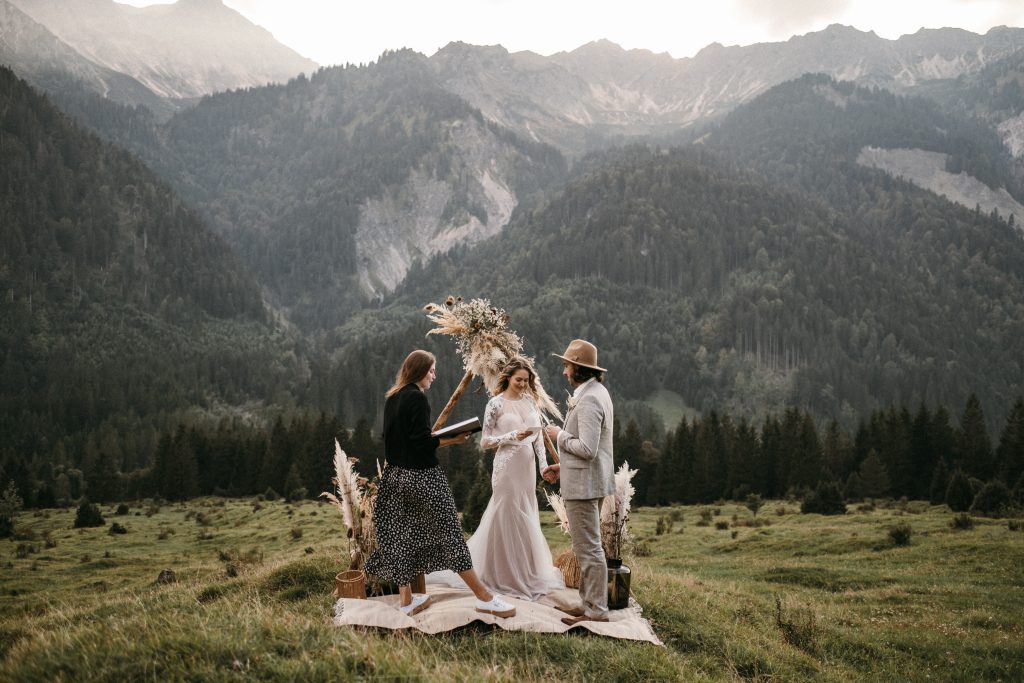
[428,25,1024,155]
[1,3,1023,489]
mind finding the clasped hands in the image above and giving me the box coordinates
[541,424,562,484]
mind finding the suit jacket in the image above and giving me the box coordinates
[556,379,615,500]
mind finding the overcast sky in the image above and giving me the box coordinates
[118,0,1024,66]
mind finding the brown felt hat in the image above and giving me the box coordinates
[552,339,607,372]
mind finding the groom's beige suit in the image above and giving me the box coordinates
[556,377,615,619]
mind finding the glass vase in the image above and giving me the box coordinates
[606,557,631,609]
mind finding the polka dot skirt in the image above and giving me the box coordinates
[364,465,473,587]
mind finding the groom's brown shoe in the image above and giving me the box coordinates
[556,606,585,617]
[561,614,609,626]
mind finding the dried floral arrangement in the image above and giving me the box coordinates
[600,461,638,560]
[543,460,638,560]
[319,439,379,571]
[423,296,562,423]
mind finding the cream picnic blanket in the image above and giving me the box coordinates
[332,585,663,645]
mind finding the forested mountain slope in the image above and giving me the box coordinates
[153,50,567,330]
[324,134,1024,429]
[909,47,1024,159]
[0,67,300,495]
[699,76,1024,423]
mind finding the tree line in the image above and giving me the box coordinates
[3,394,1021,518]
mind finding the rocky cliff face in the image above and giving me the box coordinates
[858,146,1024,226]
[9,0,317,99]
[356,118,518,299]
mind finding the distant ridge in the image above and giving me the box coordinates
[9,0,317,99]
[429,24,1024,154]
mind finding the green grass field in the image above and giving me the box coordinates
[1,498,1022,682]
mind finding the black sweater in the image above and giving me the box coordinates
[382,383,441,469]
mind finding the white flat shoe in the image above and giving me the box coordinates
[399,593,432,616]
[475,594,516,618]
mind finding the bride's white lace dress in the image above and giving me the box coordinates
[428,394,564,600]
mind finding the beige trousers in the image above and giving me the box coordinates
[565,497,608,619]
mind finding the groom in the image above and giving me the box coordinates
[543,339,615,626]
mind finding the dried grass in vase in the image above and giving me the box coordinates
[600,461,638,560]
[319,439,378,570]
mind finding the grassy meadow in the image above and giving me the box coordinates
[1,497,1022,682]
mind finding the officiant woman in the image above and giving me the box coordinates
[364,349,516,618]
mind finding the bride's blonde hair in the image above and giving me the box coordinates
[493,356,539,397]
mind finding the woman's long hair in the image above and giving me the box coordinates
[386,350,436,397]
[493,356,539,396]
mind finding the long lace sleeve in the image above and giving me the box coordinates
[529,399,547,474]
[480,397,520,449]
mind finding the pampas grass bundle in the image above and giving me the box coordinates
[600,461,638,560]
[320,440,377,570]
[544,490,571,535]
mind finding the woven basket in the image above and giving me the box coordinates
[555,549,581,588]
[334,570,366,599]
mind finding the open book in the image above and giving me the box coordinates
[432,416,482,438]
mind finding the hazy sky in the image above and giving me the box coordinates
[118,0,1024,66]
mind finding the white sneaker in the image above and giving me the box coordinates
[475,594,516,618]
[399,593,432,616]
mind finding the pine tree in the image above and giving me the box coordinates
[284,462,305,501]
[956,394,994,480]
[727,418,759,500]
[692,411,727,502]
[843,471,864,501]
[349,416,379,477]
[945,470,974,512]
[0,483,22,538]
[261,417,294,493]
[858,449,891,498]
[996,398,1024,485]
[881,407,913,498]
[73,499,105,528]
[672,418,695,503]
[648,431,674,506]
[84,449,120,504]
[615,419,644,471]
[757,416,782,498]
[822,419,854,481]
[910,403,937,500]
[776,407,804,493]
[792,412,822,489]
[801,481,846,515]
[931,405,956,469]
[969,480,1011,517]
[928,459,950,505]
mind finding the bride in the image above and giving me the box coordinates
[429,356,564,600]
